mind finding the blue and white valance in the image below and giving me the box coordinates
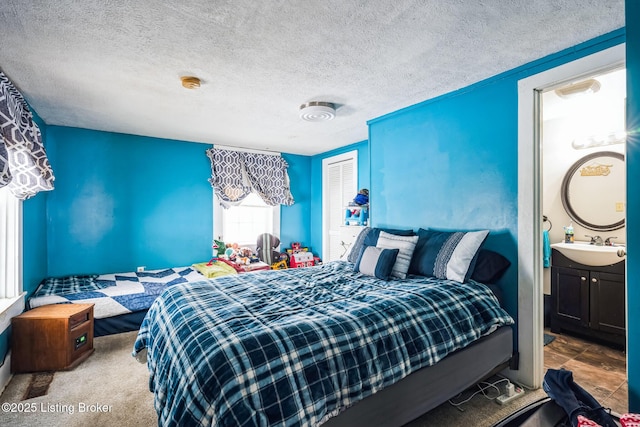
[206,147,294,207]
[0,70,54,199]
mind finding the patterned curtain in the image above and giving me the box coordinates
[0,71,55,200]
[206,147,294,208]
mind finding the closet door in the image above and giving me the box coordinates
[323,151,357,261]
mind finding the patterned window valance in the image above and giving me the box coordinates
[206,147,294,208]
[0,71,55,200]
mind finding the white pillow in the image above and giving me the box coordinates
[376,231,419,279]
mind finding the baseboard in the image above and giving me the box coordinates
[0,350,12,397]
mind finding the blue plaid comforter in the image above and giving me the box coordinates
[133,261,514,427]
[29,267,205,318]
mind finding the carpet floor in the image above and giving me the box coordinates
[0,331,546,426]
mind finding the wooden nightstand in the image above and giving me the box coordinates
[11,303,95,373]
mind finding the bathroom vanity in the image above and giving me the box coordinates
[550,248,625,348]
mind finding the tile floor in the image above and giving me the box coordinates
[543,329,628,415]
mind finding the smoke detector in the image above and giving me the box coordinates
[299,101,336,122]
[181,76,201,89]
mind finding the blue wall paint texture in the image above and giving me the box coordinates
[45,127,214,276]
[43,128,314,276]
[281,153,312,250]
[368,78,519,318]
[626,0,639,411]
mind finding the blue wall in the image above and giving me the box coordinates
[626,0,639,411]
[43,127,313,276]
[281,153,312,249]
[45,127,214,275]
[309,140,369,257]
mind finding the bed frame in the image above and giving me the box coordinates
[94,310,149,337]
[323,326,514,427]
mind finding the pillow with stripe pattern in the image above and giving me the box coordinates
[353,245,400,280]
[346,227,372,263]
[410,228,489,283]
[363,227,415,247]
[376,231,419,279]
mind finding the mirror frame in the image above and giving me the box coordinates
[560,151,625,232]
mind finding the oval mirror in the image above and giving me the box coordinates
[561,151,625,231]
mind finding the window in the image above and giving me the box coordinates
[0,185,22,311]
[213,192,280,249]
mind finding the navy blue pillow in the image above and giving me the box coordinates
[354,245,400,280]
[363,227,415,247]
[470,250,511,283]
[408,228,489,283]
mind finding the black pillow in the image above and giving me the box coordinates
[470,250,511,283]
[363,227,415,247]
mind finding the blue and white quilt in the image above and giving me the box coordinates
[133,261,514,427]
[29,267,205,319]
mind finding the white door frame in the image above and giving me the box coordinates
[515,43,625,388]
[322,150,358,261]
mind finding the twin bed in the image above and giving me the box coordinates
[29,227,515,426]
[28,266,207,336]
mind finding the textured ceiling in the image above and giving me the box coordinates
[0,1,625,155]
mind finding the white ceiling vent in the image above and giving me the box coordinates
[299,102,336,122]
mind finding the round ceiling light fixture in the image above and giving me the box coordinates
[181,76,201,89]
[299,101,336,122]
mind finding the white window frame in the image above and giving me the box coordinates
[213,192,281,250]
[0,185,25,323]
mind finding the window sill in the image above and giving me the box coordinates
[0,294,25,331]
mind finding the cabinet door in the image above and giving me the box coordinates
[552,266,589,328]
[589,271,626,335]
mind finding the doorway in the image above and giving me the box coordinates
[515,43,626,390]
[540,67,628,413]
[322,150,358,262]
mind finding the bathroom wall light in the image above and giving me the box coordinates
[299,102,336,122]
[555,78,601,99]
[571,130,626,150]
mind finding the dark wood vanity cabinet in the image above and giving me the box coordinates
[550,249,625,348]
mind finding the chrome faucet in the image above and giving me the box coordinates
[605,237,617,246]
[585,235,604,246]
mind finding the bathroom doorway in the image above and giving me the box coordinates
[540,67,628,413]
[515,43,625,392]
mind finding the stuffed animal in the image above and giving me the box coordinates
[256,233,281,265]
[354,188,369,205]
[212,239,226,256]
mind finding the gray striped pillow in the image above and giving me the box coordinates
[376,231,419,279]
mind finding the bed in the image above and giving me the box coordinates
[133,259,515,427]
[28,267,208,336]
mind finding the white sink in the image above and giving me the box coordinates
[550,241,626,266]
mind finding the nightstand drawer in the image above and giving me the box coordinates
[69,308,92,330]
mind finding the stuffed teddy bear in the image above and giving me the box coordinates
[256,233,281,265]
